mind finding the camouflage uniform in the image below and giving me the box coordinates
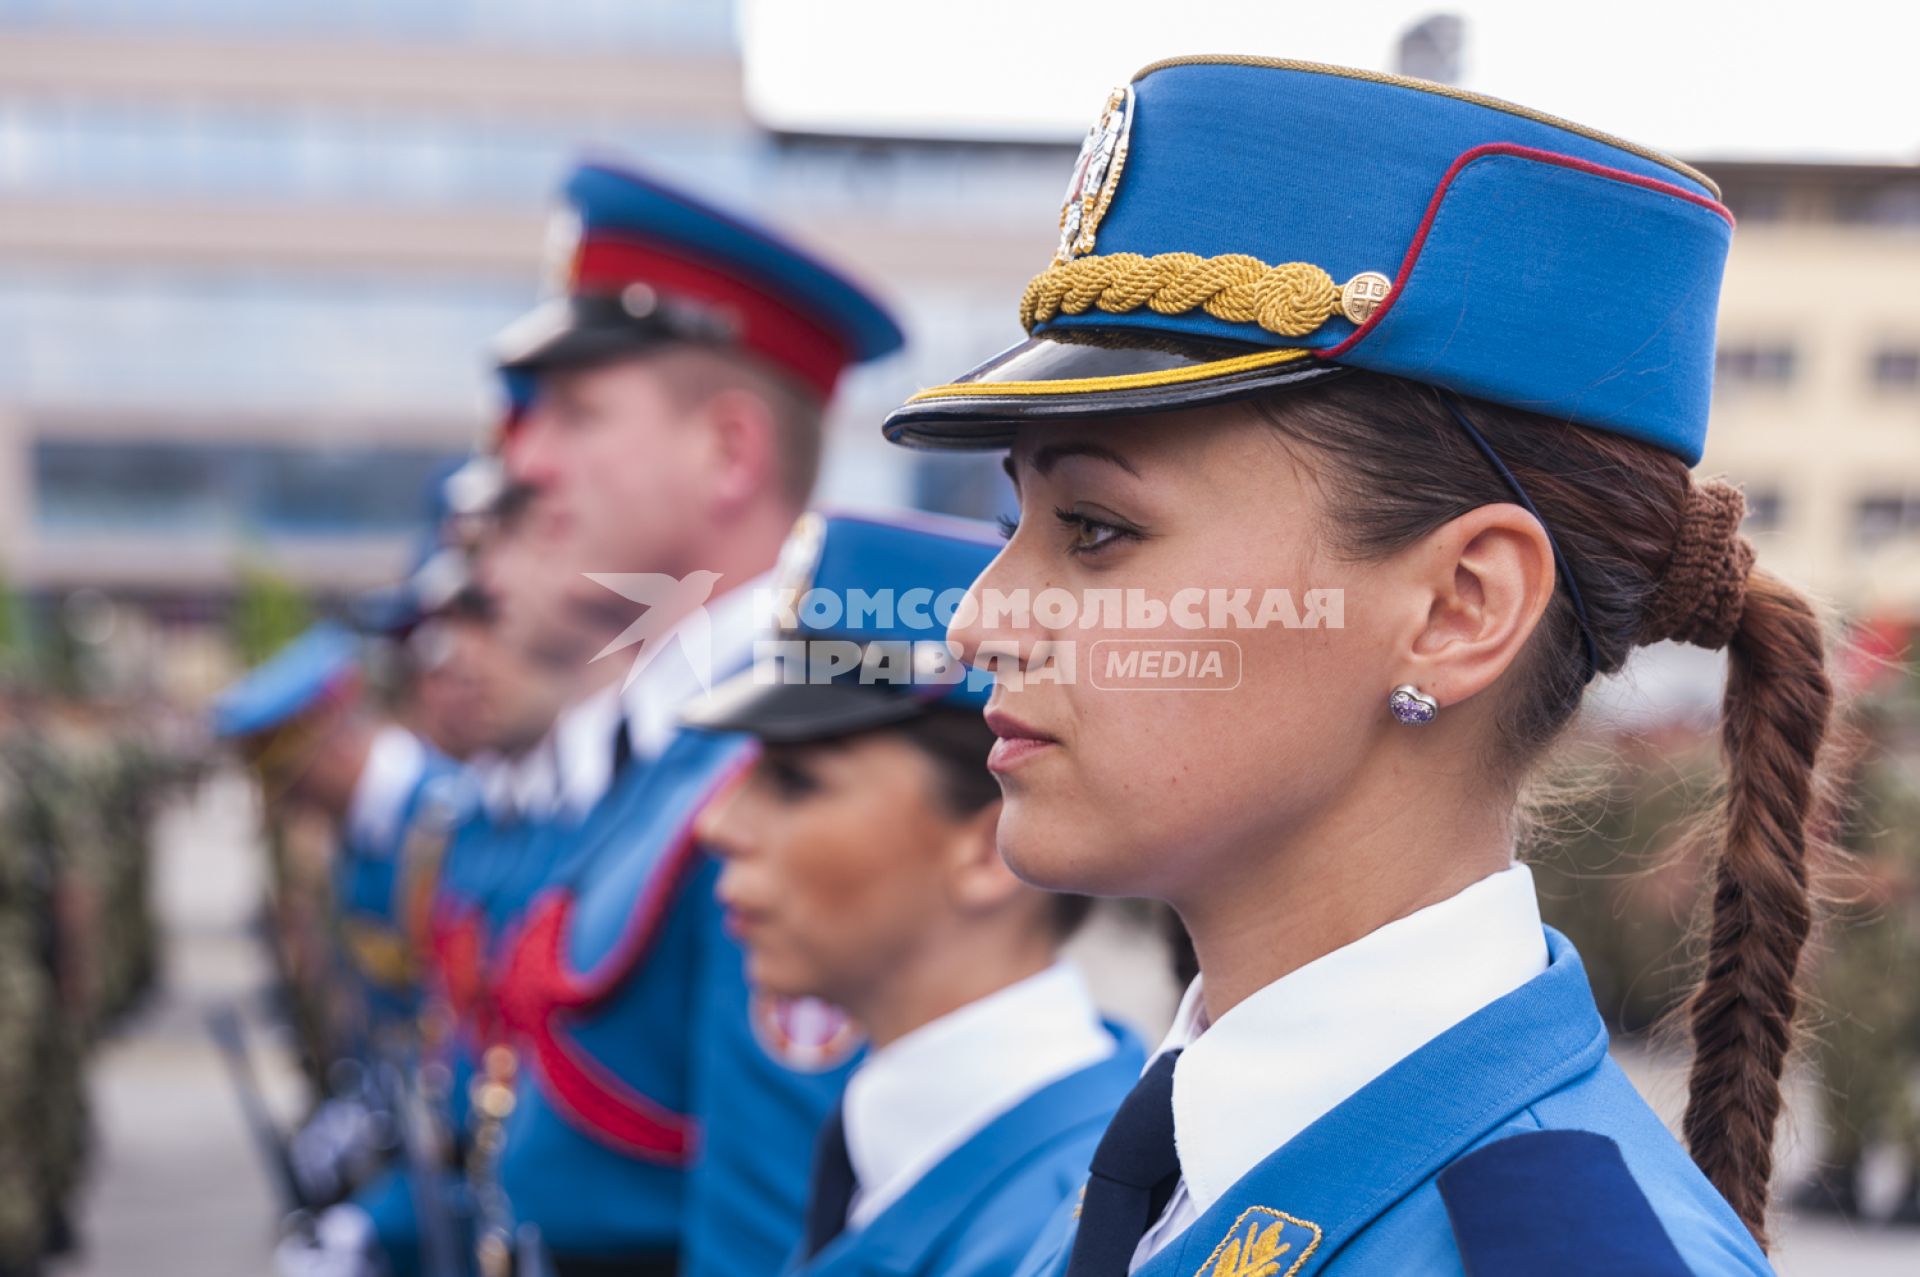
[0,734,94,1257]
[1799,705,1920,1219]
[0,753,55,1273]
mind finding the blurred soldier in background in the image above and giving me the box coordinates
[1796,700,1920,1225]
[471,160,905,1277]
[0,675,199,1274]
[337,448,586,1277]
[0,722,63,1277]
[211,623,463,1083]
[0,701,103,1272]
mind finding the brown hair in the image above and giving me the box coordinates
[893,706,1096,940]
[1251,370,1833,1248]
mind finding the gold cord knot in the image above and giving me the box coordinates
[1019,252,1346,340]
[1638,479,1755,650]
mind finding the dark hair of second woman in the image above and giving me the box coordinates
[891,706,1095,940]
[1251,370,1834,1247]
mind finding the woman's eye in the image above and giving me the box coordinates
[1053,506,1138,556]
[764,758,821,799]
[995,512,1019,541]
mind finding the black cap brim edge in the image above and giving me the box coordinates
[882,336,1348,451]
[492,297,675,375]
[681,668,934,745]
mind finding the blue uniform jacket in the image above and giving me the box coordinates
[795,1024,1145,1277]
[495,725,859,1271]
[1011,929,1771,1277]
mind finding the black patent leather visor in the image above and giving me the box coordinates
[882,329,1346,450]
[681,665,930,745]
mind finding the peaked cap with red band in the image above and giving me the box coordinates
[494,161,905,399]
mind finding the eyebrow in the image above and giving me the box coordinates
[1004,439,1142,483]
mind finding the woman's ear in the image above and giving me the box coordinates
[1399,502,1558,708]
[944,800,1025,915]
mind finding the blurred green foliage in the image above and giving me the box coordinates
[230,562,313,666]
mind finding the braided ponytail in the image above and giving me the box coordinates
[1249,371,1844,1247]
[1680,572,1831,1246]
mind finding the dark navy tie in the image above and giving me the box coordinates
[610,713,635,781]
[802,1101,857,1259]
[1065,1048,1184,1277]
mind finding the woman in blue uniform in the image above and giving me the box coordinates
[685,511,1145,1276]
[882,58,1826,1276]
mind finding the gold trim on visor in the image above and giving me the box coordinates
[1020,252,1389,342]
[906,346,1313,402]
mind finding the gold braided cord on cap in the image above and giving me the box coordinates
[1020,252,1346,340]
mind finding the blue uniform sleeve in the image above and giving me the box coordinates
[1438,1129,1694,1276]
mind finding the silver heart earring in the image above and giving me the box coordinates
[1388,684,1439,725]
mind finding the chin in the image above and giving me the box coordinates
[997,799,1143,898]
[744,951,817,1004]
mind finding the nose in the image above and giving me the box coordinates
[502,403,561,489]
[947,541,1053,679]
[693,768,754,860]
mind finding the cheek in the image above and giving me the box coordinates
[768,806,916,972]
[1001,542,1385,893]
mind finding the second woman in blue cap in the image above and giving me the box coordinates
[685,511,1145,1277]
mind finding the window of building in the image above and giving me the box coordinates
[1852,493,1920,549]
[1716,343,1797,386]
[1870,347,1920,389]
[33,439,464,537]
[1742,487,1785,534]
[0,266,533,416]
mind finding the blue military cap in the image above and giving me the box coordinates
[350,454,504,636]
[884,57,1733,465]
[683,511,1000,743]
[210,622,361,739]
[493,162,905,397]
[350,543,478,638]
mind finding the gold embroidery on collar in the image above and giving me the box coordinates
[1195,1206,1322,1277]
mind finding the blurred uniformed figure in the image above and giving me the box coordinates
[0,733,62,1277]
[880,55,1831,1276]
[212,624,463,1077]
[430,160,905,1277]
[346,451,580,1276]
[1796,701,1920,1224]
[685,512,1142,1276]
[0,708,100,1270]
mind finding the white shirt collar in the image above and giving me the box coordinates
[842,961,1115,1229]
[620,569,772,769]
[471,743,558,823]
[510,739,561,820]
[470,752,517,821]
[1160,862,1548,1218]
[552,680,625,822]
[344,725,427,851]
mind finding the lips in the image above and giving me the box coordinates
[721,900,771,944]
[984,706,1061,774]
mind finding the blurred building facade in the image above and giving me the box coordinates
[1,4,1918,640]
[0,0,1059,616]
[1704,163,1920,624]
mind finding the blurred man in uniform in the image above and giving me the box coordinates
[213,624,463,1068]
[419,161,899,1277]
[0,736,58,1277]
[1796,702,1920,1224]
